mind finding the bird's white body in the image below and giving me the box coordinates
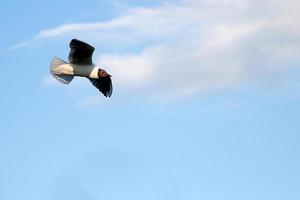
[73,64,99,79]
[51,61,99,79]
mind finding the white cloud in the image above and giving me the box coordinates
[20,0,300,101]
[99,53,154,87]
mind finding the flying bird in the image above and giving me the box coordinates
[50,39,113,97]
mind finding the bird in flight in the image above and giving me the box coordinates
[50,39,113,97]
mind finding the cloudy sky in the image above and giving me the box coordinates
[1,0,300,199]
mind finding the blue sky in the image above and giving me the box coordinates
[1,0,300,200]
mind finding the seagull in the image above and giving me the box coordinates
[50,39,113,97]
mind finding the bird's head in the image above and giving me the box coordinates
[98,69,111,78]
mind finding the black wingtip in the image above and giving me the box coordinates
[69,39,80,47]
[69,39,94,49]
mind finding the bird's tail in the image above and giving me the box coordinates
[50,57,74,84]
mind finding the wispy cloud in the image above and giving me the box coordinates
[21,0,300,102]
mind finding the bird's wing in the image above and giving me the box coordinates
[89,77,113,97]
[68,39,95,65]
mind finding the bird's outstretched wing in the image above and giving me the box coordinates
[68,39,95,65]
[89,77,113,97]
